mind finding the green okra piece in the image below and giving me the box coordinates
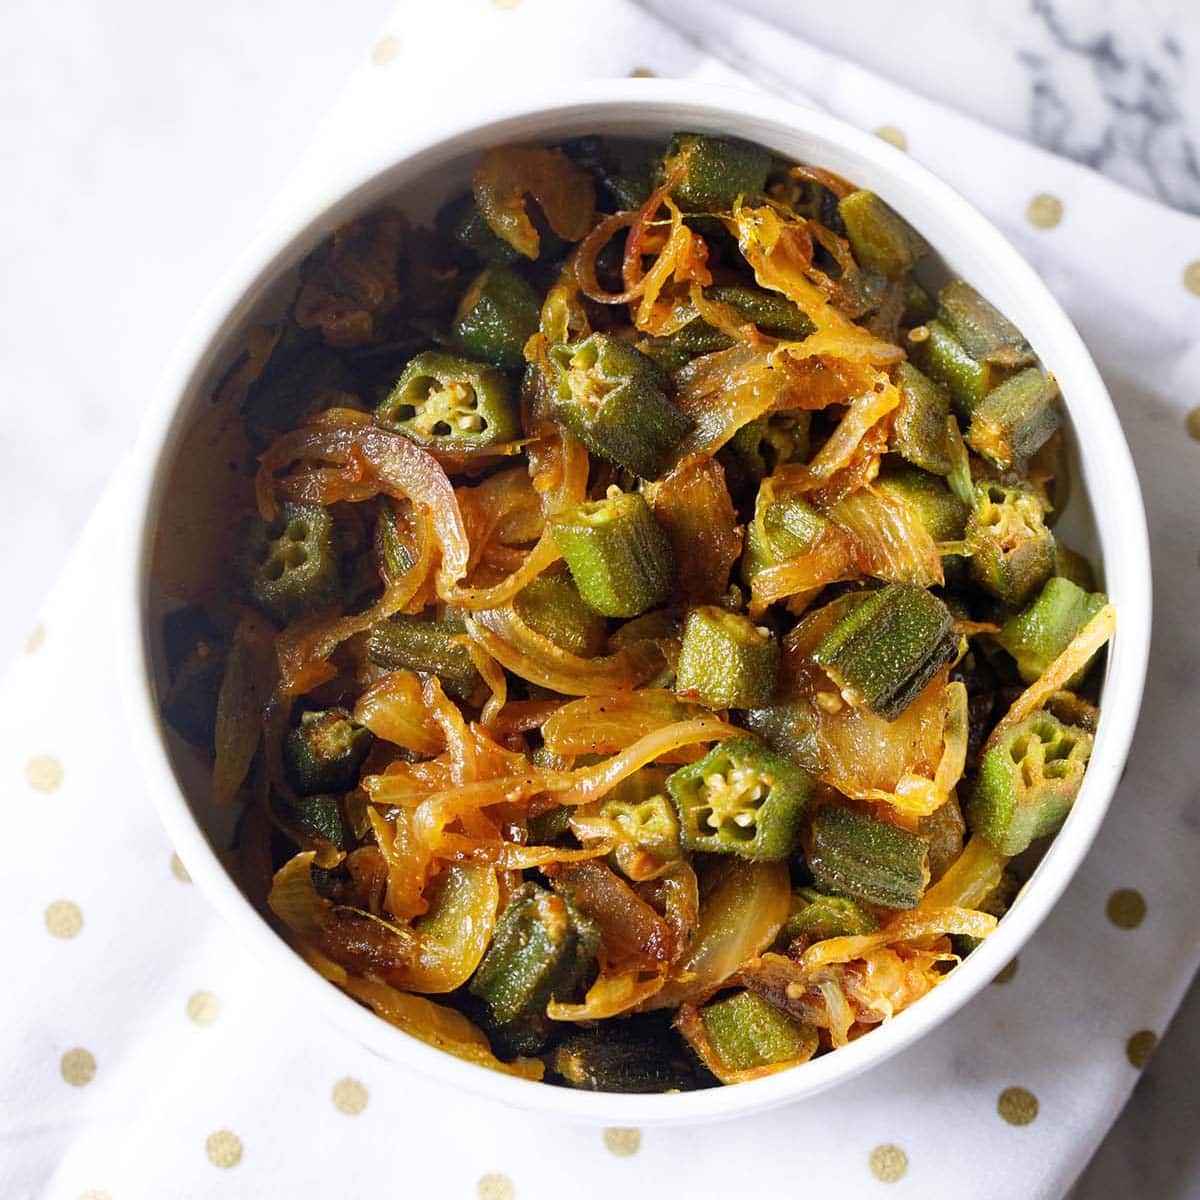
[995,576,1108,684]
[600,767,681,868]
[953,867,1021,955]
[1054,539,1097,591]
[549,489,673,618]
[283,792,347,851]
[699,990,817,1071]
[902,279,937,325]
[740,702,821,772]
[375,350,518,445]
[740,488,828,586]
[435,192,522,265]
[375,496,414,582]
[666,736,812,861]
[553,1026,699,1092]
[284,707,374,795]
[662,133,771,211]
[675,606,780,709]
[514,567,608,658]
[245,502,342,625]
[916,319,993,415]
[161,640,226,750]
[468,882,600,1025]
[891,361,953,476]
[966,367,1060,470]
[526,800,573,844]
[366,614,484,702]
[725,413,810,493]
[783,888,879,943]
[876,463,969,543]
[549,334,692,478]
[966,711,1094,855]
[813,584,958,722]
[705,284,817,340]
[808,805,930,910]
[938,280,1036,367]
[965,482,1056,609]
[1043,689,1099,733]
[837,189,928,278]
[451,265,541,369]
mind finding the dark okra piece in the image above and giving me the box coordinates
[704,284,817,340]
[808,805,930,910]
[891,361,953,476]
[375,350,518,445]
[666,736,812,861]
[876,463,969,543]
[740,702,821,772]
[553,1026,699,1092]
[995,576,1108,684]
[966,367,1060,470]
[468,882,600,1025]
[699,990,816,1070]
[549,489,673,618]
[938,280,1035,367]
[1054,540,1097,591]
[375,496,414,582]
[953,867,1022,955]
[740,489,828,585]
[242,325,353,444]
[902,278,937,325]
[514,567,608,658]
[783,888,879,944]
[675,606,780,709]
[161,642,226,749]
[526,801,573,844]
[663,133,771,211]
[965,482,1056,609]
[367,614,483,702]
[837,189,928,278]
[435,192,521,265]
[549,334,692,478]
[283,792,347,851]
[916,319,993,415]
[284,707,374,796]
[245,502,342,624]
[451,265,541,369]
[967,711,1094,855]
[813,584,958,721]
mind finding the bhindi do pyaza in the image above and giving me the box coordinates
[157,132,1114,1091]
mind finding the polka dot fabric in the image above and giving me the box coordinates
[2,2,1197,1197]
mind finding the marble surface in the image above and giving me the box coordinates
[0,2,1195,1198]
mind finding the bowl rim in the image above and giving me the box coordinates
[116,78,1152,1125]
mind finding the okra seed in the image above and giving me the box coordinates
[815,690,843,714]
[906,324,930,344]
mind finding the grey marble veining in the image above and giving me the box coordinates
[1022,0,1200,213]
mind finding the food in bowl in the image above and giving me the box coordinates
[155,132,1115,1091]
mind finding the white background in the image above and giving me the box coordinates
[2,2,1195,1196]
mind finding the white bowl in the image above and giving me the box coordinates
[117,79,1151,1126]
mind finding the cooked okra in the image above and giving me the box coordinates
[667,737,812,860]
[549,489,673,618]
[173,129,1111,1092]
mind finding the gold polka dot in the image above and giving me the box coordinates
[187,990,220,1026]
[629,67,656,78]
[61,1047,96,1087]
[332,1076,368,1115]
[997,1086,1038,1125]
[371,35,399,65]
[992,958,1019,985]
[170,853,191,883]
[1186,406,1200,440]
[1107,888,1146,929]
[1126,1029,1157,1068]
[1026,193,1063,229]
[603,1127,641,1156]
[26,755,63,793]
[478,1173,514,1200]
[45,900,83,939]
[25,622,46,653]
[206,1130,243,1168]
[874,126,908,151]
[869,1143,909,1182]
[1184,261,1200,296]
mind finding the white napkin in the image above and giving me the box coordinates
[4,2,1199,1198]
